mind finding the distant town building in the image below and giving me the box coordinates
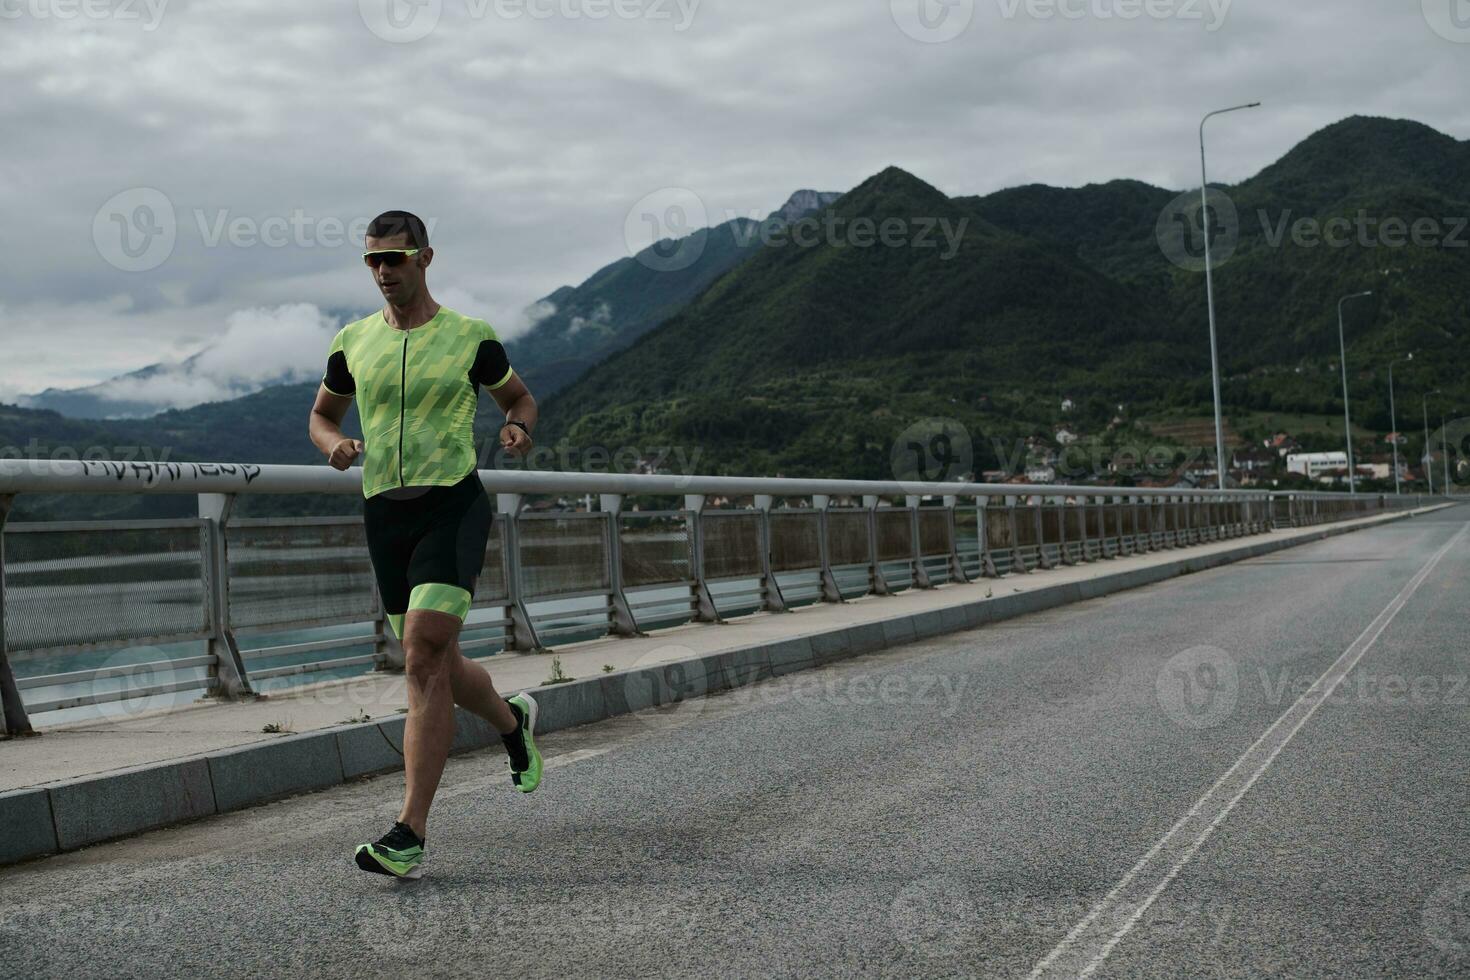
[1287,452,1349,479]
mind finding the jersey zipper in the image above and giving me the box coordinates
[398,332,409,488]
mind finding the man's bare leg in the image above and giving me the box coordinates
[449,641,518,734]
[398,609,463,840]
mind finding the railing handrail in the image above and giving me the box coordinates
[0,458,1403,501]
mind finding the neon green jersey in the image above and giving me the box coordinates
[322,306,514,499]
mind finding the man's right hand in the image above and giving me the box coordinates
[329,439,364,471]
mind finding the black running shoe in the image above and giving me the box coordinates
[355,821,425,879]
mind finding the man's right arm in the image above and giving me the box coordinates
[311,331,362,470]
[309,386,363,470]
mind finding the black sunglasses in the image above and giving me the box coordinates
[362,248,425,269]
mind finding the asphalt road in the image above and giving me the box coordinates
[2,506,1467,980]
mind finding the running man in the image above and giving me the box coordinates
[308,210,542,879]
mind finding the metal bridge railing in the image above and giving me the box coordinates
[0,459,1439,735]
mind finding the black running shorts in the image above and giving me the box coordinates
[363,471,493,639]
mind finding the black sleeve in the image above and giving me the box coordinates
[323,351,356,396]
[469,339,512,390]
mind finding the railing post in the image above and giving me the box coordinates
[907,495,935,588]
[198,493,253,700]
[865,494,892,595]
[978,496,998,578]
[1035,496,1056,571]
[1074,495,1091,561]
[600,493,644,637]
[754,494,790,612]
[496,493,549,652]
[814,495,845,603]
[944,495,971,583]
[0,494,34,737]
[1006,495,1029,573]
[685,494,724,623]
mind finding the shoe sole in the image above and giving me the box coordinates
[355,845,425,880]
[512,692,541,794]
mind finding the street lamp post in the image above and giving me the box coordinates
[1424,389,1441,495]
[1442,413,1451,495]
[1336,291,1374,493]
[1388,353,1413,496]
[1200,101,1261,492]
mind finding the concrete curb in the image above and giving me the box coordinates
[0,509,1440,866]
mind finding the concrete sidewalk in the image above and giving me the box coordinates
[0,506,1451,864]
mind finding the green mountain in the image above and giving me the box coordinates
[536,116,1469,479]
[505,191,842,398]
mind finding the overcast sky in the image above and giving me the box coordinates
[1,0,1467,407]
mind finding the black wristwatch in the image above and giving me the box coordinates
[501,420,531,438]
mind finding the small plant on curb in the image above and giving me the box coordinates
[261,720,292,734]
[602,664,616,673]
[540,657,574,687]
[339,709,372,725]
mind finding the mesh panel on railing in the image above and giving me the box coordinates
[875,509,913,563]
[917,510,950,558]
[227,521,377,630]
[827,511,870,567]
[4,522,210,653]
[475,516,509,605]
[1066,507,1085,541]
[986,507,1014,552]
[620,514,692,588]
[770,512,820,572]
[1014,506,1040,548]
[1087,505,1105,539]
[519,516,610,599]
[1041,507,1064,546]
[702,513,763,580]
[1104,505,1122,539]
[954,507,980,555]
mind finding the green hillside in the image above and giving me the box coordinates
[535,116,1467,481]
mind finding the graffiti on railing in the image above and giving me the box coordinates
[78,460,264,486]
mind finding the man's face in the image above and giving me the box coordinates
[364,232,431,306]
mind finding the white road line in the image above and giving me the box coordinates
[1026,521,1468,980]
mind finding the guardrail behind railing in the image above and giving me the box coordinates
[0,459,1438,735]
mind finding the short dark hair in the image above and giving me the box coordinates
[366,211,429,249]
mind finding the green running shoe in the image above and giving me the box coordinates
[355,821,425,879]
[503,693,542,793]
